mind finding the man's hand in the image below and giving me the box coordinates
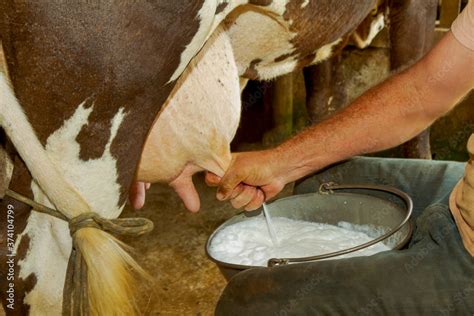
[206,150,287,211]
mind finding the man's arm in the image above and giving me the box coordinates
[214,31,474,210]
[277,31,474,182]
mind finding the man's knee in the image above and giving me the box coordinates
[216,268,273,316]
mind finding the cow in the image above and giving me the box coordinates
[0,1,380,314]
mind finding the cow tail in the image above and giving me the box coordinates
[74,228,147,315]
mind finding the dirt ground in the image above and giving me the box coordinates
[121,174,246,316]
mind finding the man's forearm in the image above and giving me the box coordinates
[275,33,474,184]
[276,69,433,182]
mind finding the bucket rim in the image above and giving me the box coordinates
[205,183,413,269]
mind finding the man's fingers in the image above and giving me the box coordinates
[217,171,244,201]
[129,182,146,210]
[230,185,257,209]
[262,182,285,201]
[230,184,245,199]
[145,182,151,190]
[205,172,221,187]
[244,188,265,211]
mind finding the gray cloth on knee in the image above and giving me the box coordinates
[216,157,473,315]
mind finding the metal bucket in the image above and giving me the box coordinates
[206,183,413,281]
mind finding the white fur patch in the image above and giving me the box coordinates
[352,13,385,49]
[301,0,310,8]
[255,59,299,80]
[310,38,343,65]
[45,104,125,219]
[260,0,291,15]
[226,7,342,80]
[17,182,70,315]
[226,8,298,80]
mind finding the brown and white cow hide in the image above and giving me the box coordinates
[223,1,377,80]
[138,26,241,212]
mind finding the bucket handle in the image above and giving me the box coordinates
[267,182,413,267]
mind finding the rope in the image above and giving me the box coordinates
[4,188,154,315]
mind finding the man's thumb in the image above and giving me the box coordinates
[217,171,243,201]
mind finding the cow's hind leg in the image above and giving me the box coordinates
[389,0,438,159]
[303,56,344,125]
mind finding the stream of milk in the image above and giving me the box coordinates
[262,203,280,246]
[209,217,390,266]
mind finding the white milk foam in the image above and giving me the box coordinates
[209,217,390,266]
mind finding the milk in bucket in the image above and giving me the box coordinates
[208,216,390,267]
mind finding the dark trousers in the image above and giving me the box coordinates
[216,157,474,315]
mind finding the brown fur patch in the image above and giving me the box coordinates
[274,53,293,63]
[249,0,273,6]
[216,2,229,14]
